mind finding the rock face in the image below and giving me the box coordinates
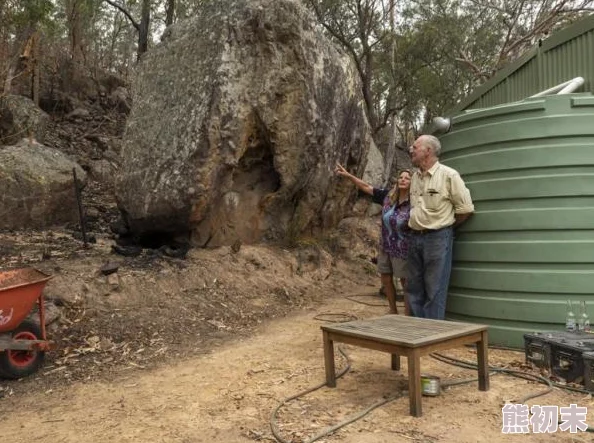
[0,95,50,145]
[115,0,376,247]
[0,140,87,229]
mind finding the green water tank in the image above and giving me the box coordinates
[440,93,594,348]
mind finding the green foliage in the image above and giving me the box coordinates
[1,0,592,136]
[307,0,594,142]
[12,0,54,25]
[175,0,214,20]
[0,0,56,37]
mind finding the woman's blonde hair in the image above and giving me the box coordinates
[387,169,411,205]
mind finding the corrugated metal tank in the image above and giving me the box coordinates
[439,92,594,348]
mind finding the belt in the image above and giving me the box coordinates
[409,226,452,235]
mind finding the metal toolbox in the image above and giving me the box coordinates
[582,352,594,391]
[524,331,594,388]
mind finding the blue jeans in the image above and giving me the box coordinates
[406,227,454,319]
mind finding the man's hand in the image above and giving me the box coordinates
[454,212,472,228]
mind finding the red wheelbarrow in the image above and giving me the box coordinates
[0,268,55,379]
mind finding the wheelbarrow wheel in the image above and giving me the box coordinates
[0,319,45,379]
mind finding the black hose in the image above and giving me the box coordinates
[431,352,594,432]
[313,312,358,323]
[344,294,388,307]
[302,392,404,443]
[488,345,525,352]
[431,352,553,403]
[269,345,405,443]
[270,346,351,443]
[271,305,594,441]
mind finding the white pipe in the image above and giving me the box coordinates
[434,77,585,135]
[558,76,585,94]
[530,77,585,97]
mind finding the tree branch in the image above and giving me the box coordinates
[375,103,406,134]
[103,0,140,30]
[496,0,526,67]
[467,0,509,16]
[455,50,489,81]
[165,0,175,27]
[503,0,576,59]
[306,1,366,101]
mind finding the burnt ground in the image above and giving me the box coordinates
[0,89,381,398]
[0,221,381,397]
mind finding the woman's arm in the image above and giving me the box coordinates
[335,163,373,196]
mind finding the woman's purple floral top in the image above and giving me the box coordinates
[372,188,411,259]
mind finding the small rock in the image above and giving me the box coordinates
[231,239,242,253]
[89,159,115,184]
[43,282,81,306]
[87,335,100,345]
[72,231,97,243]
[107,273,120,291]
[159,244,189,259]
[110,220,130,236]
[25,300,61,326]
[66,107,91,120]
[99,338,114,351]
[102,149,121,163]
[85,134,111,152]
[85,207,100,221]
[100,261,120,276]
[112,244,142,257]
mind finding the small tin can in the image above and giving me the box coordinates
[421,375,441,396]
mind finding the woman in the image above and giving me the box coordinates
[335,163,411,315]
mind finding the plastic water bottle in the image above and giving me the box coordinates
[579,300,591,332]
[566,300,576,332]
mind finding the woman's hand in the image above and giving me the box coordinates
[335,163,350,178]
[335,162,373,195]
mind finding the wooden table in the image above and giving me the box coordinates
[321,315,489,417]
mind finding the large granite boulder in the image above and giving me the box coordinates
[115,0,377,247]
[0,95,50,146]
[0,139,87,229]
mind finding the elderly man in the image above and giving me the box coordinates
[407,135,474,319]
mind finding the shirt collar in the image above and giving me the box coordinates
[427,161,441,176]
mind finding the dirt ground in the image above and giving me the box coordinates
[1,237,593,443]
[3,75,591,443]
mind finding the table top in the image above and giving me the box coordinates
[321,315,488,348]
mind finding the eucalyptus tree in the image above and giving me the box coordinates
[306,0,397,134]
[103,0,152,60]
[307,0,594,147]
[400,0,594,125]
[1,0,55,99]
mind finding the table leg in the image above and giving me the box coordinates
[391,354,400,371]
[408,349,422,417]
[323,331,336,387]
[477,330,489,391]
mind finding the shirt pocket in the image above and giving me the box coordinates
[422,190,445,212]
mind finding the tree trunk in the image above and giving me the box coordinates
[3,63,15,94]
[383,0,397,185]
[107,13,120,72]
[357,0,377,132]
[165,0,175,26]
[6,27,37,99]
[137,0,150,60]
[31,32,40,106]
[67,0,85,64]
